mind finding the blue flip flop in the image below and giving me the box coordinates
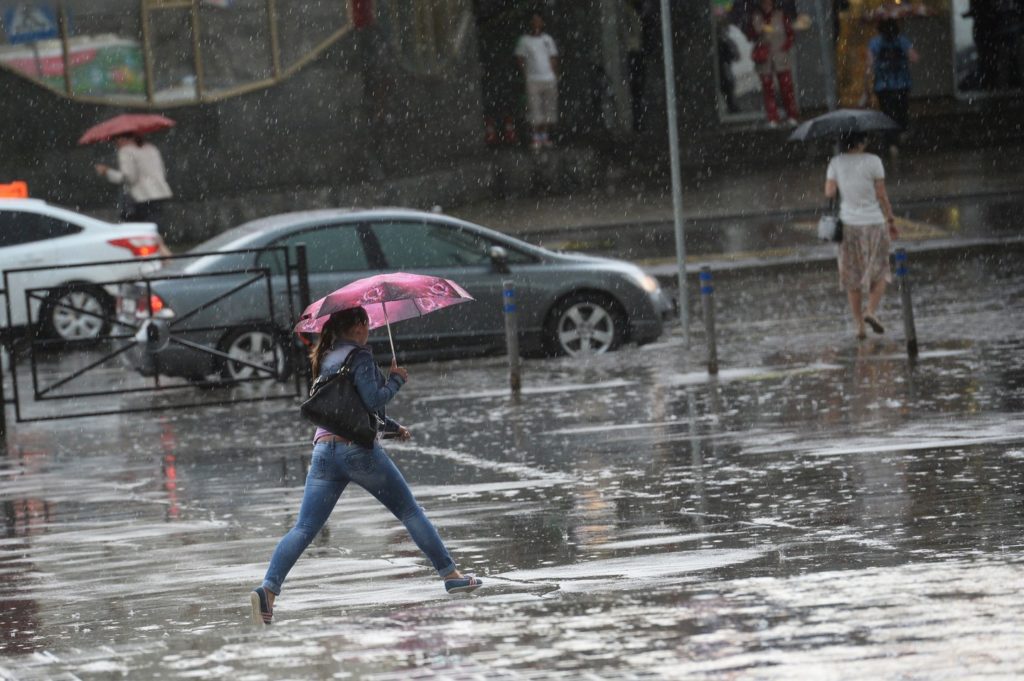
[444,575,482,594]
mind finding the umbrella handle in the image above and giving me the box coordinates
[382,302,396,363]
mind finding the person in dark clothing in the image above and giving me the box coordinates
[623,0,647,131]
[717,17,741,114]
[865,19,919,154]
[963,0,1024,90]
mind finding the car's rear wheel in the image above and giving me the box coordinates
[544,292,626,356]
[218,326,291,382]
[41,285,113,341]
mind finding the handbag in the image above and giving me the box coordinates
[300,352,380,448]
[817,196,843,243]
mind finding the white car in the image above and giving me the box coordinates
[0,197,167,340]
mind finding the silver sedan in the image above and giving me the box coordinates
[118,208,672,382]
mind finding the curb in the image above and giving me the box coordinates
[511,189,1024,241]
[642,236,1024,285]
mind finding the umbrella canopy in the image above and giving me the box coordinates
[788,108,899,142]
[294,273,474,356]
[78,114,175,145]
[863,2,934,21]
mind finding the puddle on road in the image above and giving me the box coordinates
[1,255,1023,678]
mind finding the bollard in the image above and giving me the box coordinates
[295,243,311,313]
[502,281,521,394]
[894,248,918,359]
[699,266,718,375]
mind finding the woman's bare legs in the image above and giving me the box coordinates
[847,288,866,339]
[866,279,887,318]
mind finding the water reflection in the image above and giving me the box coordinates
[0,253,1021,677]
[0,432,52,654]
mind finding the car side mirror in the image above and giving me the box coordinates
[489,245,510,274]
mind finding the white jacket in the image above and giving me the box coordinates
[104,143,173,202]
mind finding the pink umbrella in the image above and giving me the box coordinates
[294,272,474,358]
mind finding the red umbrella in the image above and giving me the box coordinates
[294,272,474,358]
[863,2,934,21]
[78,114,175,145]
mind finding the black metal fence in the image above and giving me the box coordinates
[0,243,311,433]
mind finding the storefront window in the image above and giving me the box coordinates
[0,2,64,94]
[199,0,273,96]
[388,0,471,75]
[0,0,352,105]
[952,0,1023,95]
[276,0,347,71]
[710,1,818,124]
[63,0,146,100]
[835,1,953,105]
[146,6,197,103]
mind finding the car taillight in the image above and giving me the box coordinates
[148,294,166,315]
[109,236,165,257]
[133,293,174,319]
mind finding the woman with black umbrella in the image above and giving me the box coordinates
[825,131,900,340]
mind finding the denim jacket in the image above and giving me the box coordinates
[317,341,406,436]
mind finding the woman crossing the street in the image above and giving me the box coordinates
[249,306,481,625]
[825,131,900,340]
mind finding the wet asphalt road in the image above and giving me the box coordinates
[1,248,1023,680]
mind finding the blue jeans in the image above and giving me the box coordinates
[261,440,457,595]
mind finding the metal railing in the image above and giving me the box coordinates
[0,243,311,430]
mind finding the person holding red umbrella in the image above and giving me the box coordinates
[250,305,481,626]
[94,133,173,225]
[82,114,176,228]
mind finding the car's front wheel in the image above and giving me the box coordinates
[218,326,291,382]
[41,285,113,341]
[545,292,626,356]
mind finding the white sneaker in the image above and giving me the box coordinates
[766,120,780,129]
[786,117,799,127]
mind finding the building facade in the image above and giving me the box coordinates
[1,0,1020,242]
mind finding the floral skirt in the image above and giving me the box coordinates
[837,222,892,292]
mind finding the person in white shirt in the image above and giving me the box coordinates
[514,13,559,151]
[825,131,900,340]
[95,134,173,225]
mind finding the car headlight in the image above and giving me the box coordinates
[635,273,660,293]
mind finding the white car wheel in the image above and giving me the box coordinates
[220,328,288,382]
[547,294,624,356]
[46,287,111,340]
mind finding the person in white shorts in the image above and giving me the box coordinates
[515,13,559,151]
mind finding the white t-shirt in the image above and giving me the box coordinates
[515,33,558,82]
[826,152,886,225]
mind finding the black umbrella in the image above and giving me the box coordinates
[788,108,899,142]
